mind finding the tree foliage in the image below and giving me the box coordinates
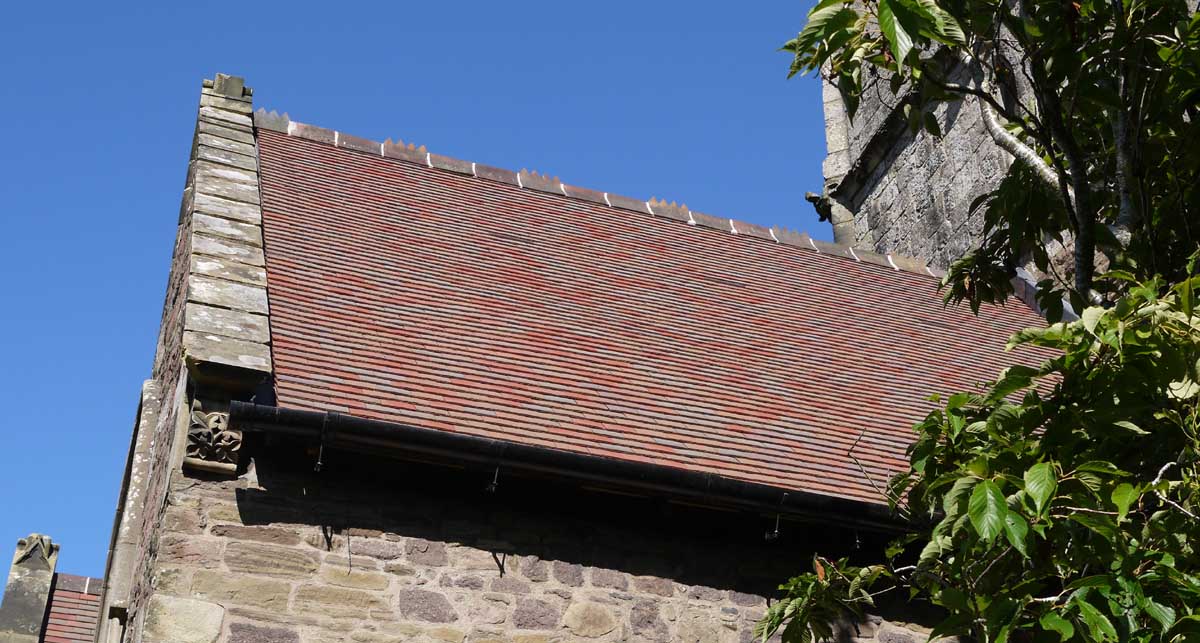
[769,3,1200,640]
[783,0,1200,312]
[759,269,1200,643]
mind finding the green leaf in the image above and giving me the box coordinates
[792,4,858,60]
[1177,275,1196,317]
[1143,598,1176,632]
[1003,512,1029,557]
[1110,483,1138,522]
[942,476,978,514]
[935,587,970,611]
[1039,611,1074,641]
[1024,463,1057,514]
[877,0,914,64]
[1112,420,1148,435]
[918,534,951,565]
[1074,597,1118,641]
[968,480,1007,542]
[1068,513,1118,540]
[1082,306,1105,334]
[1167,614,1200,638]
[1076,461,1130,477]
[1068,575,1113,590]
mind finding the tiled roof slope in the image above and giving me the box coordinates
[42,574,101,643]
[255,127,1049,506]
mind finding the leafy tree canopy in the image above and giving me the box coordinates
[767,1,1200,641]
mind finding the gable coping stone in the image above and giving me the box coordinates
[177,74,274,391]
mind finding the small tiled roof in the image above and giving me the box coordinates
[255,124,1048,507]
[42,574,101,643]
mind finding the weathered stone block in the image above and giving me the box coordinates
[193,213,263,246]
[199,105,253,128]
[190,255,267,286]
[228,622,300,643]
[198,120,255,146]
[194,174,260,205]
[205,502,243,524]
[190,569,290,610]
[631,575,674,597]
[320,565,390,591]
[142,594,224,643]
[630,599,669,641]
[349,538,402,560]
[489,576,529,594]
[686,585,726,602]
[294,584,387,619]
[153,566,192,595]
[186,303,269,343]
[551,561,583,587]
[678,613,729,643]
[454,547,509,573]
[346,623,421,643]
[396,589,458,623]
[157,535,222,568]
[563,602,618,638]
[200,92,254,114]
[188,275,269,314]
[197,144,258,171]
[193,192,261,224]
[210,525,299,546]
[198,133,256,157]
[512,598,560,630]
[183,331,272,372]
[191,233,266,266]
[163,501,204,534]
[406,538,448,566]
[589,568,628,590]
[224,542,318,578]
[519,556,548,582]
[195,159,258,186]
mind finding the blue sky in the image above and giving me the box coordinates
[0,1,829,577]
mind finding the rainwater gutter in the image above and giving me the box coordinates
[229,401,906,533]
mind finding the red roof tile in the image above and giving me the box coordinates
[41,575,101,643]
[256,129,1049,506]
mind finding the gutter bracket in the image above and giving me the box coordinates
[314,414,329,473]
[764,491,789,542]
[485,465,501,494]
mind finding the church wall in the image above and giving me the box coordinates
[137,452,936,643]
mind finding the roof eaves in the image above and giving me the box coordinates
[229,401,908,532]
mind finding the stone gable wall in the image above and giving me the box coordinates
[139,454,935,643]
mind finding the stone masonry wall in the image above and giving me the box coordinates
[822,61,1013,269]
[141,452,935,643]
[845,95,1011,268]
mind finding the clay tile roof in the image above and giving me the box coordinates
[254,122,1048,507]
[42,574,102,643]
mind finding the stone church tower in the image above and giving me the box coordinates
[816,73,1012,269]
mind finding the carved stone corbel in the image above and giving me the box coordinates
[182,399,240,474]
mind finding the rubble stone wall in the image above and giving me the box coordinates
[140,454,936,643]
